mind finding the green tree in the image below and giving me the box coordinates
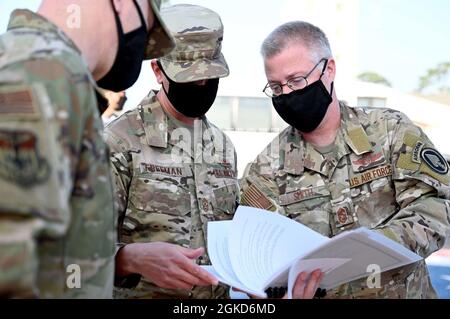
[417,62,450,94]
[358,71,392,87]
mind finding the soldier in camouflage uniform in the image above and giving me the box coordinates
[240,21,450,299]
[0,0,174,298]
[104,4,239,299]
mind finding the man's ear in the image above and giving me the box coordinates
[325,58,336,82]
[151,60,164,84]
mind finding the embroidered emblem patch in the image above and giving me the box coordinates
[421,148,448,175]
[0,130,50,187]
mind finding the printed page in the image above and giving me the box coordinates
[302,227,422,290]
[228,206,329,291]
[201,265,266,298]
[205,220,267,297]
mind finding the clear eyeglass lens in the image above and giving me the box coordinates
[288,77,307,90]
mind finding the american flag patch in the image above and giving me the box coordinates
[0,87,38,117]
[241,183,274,210]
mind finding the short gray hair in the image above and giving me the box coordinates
[261,21,332,62]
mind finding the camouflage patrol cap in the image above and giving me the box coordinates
[145,0,175,59]
[158,4,229,83]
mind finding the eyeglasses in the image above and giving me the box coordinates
[263,58,328,98]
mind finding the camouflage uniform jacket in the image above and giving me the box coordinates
[241,102,450,298]
[0,10,116,298]
[104,91,239,299]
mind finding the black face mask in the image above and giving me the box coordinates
[272,78,333,133]
[158,61,219,118]
[97,0,148,92]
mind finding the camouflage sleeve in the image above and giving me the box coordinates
[375,112,450,258]
[239,153,283,213]
[0,60,87,296]
[231,145,240,208]
[103,129,133,248]
[103,128,142,288]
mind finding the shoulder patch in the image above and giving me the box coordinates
[421,148,448,175]
[0,130,50,187]
[412,141,424,164]
[241,183,274,211]
[0,86,40,120]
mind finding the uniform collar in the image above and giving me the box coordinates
[284,102,374,176]
[340,102,373,155]
[138,91,169,148]
[8,9,82,55]
[138,91,213,151]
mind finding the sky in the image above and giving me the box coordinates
[1,0,450,109]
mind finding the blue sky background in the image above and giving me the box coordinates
[359,0,450,92]
[1,0,449,95]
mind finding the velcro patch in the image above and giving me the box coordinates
[349,164,392,188]
[140,163,186,177]
[412,141,424,164]
[0,87,39,119]
[279,186,329,206]
[347,127,372,154]
[421,148,449,175]
[350,143,386,172]
[334,205,355,228]
[213,168,236,179]
[241,183,274,210]
[0,130,50,187]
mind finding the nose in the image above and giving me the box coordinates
[282,83,294,95]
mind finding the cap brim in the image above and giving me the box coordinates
[145,1,175,59]
[160,53,229,83]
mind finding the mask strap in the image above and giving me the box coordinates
[320,59,329,77]
[156,60,168,78]
[156,60,171,96]
[110,0,125,36]
[132,0,148,30]
[320,59,333,95]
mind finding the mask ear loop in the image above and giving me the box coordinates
[320,59,334,96]
[156,60,168,77]
[319,59,329,77]
[110,0,125,49]
[132,0,148,32]
[156,60,171,97]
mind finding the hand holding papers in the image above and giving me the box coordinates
[204,206,422,298]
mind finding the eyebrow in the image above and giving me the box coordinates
[268,70,306,84]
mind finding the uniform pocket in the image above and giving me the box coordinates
[123,176,192,245]
[350,176,396,228]
[286,209,331,237]
[129,177,191,216]
[282,192,331,237]
[211,181,238,219]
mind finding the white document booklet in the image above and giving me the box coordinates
[203,206,422,298]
